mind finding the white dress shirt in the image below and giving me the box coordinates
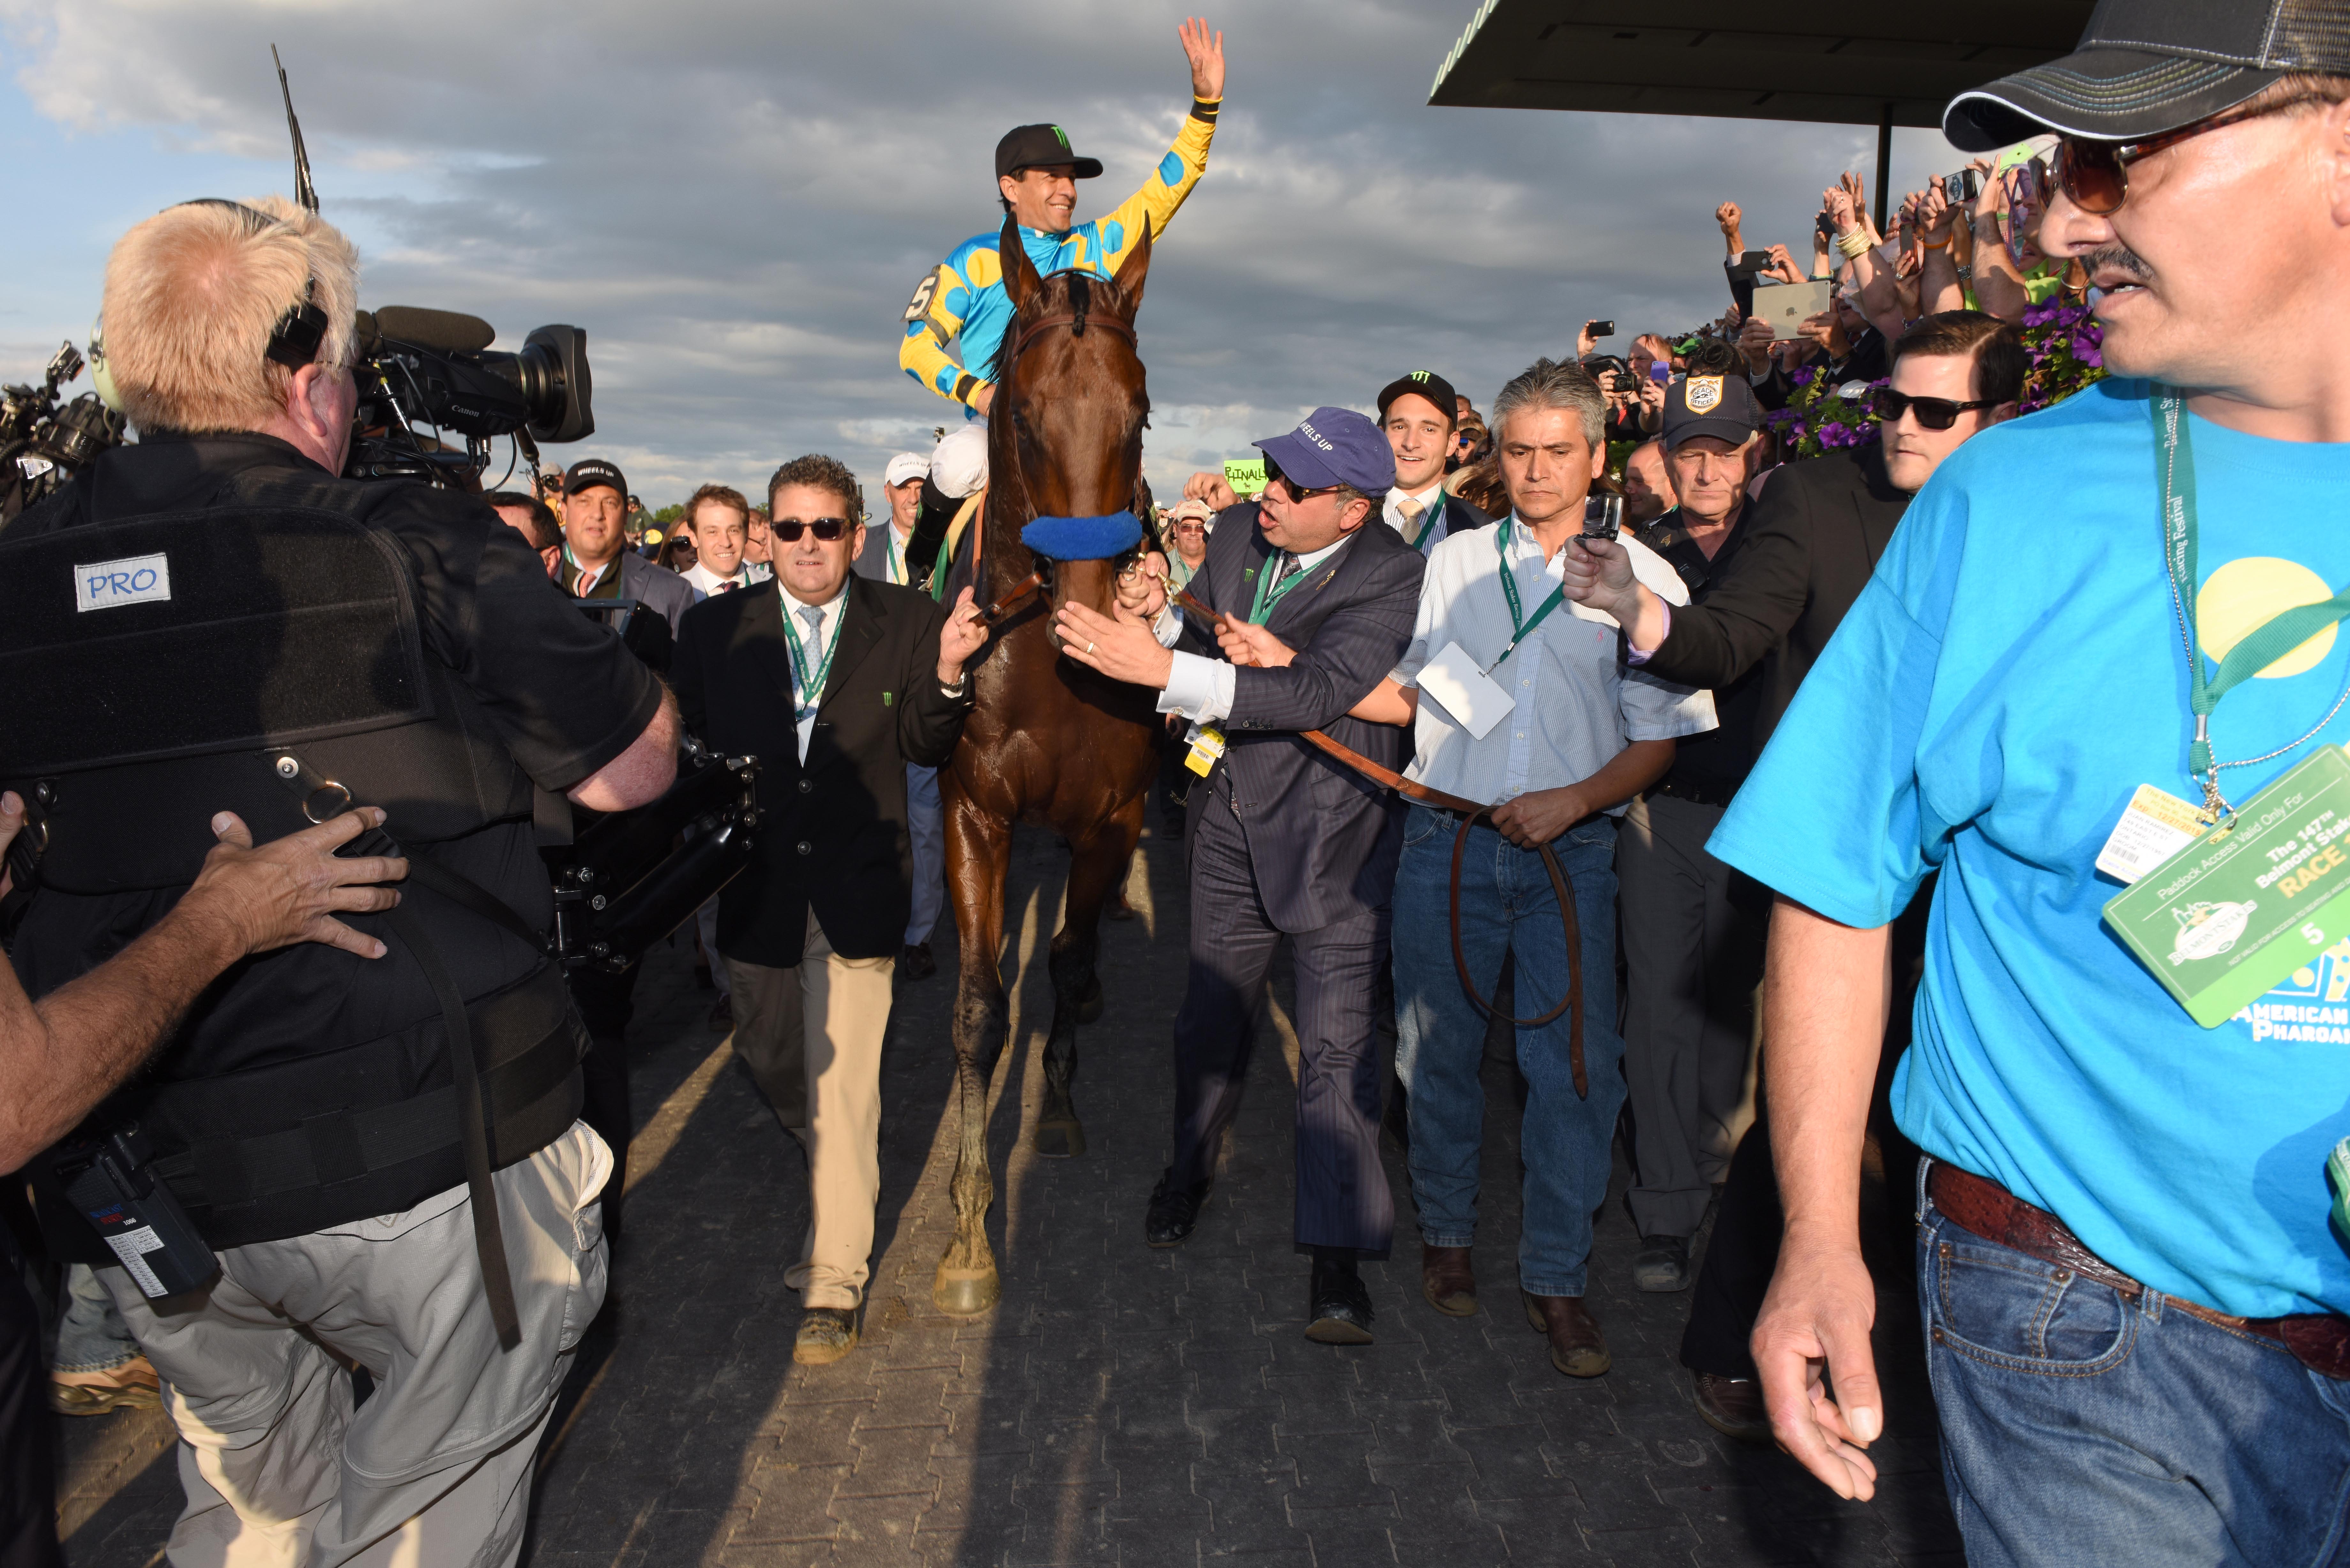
[1382,480,1451,548]
[781,584,849,763]
[682,561,751,599]
[1156,534,1353,725]
[883,522,914,586]
[1395,516,1713,810]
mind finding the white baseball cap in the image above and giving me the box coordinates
[884,451,930,488]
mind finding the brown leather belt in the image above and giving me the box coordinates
[1929,1161,2350,1380]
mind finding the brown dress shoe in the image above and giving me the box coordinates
[1691,1371,1772,1443]
[1421,1244,1476,1317]
[1522,1291,1611,1378]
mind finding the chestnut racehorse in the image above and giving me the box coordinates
[931,217,1164,1315]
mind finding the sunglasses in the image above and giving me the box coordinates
[1869,387,2000,431]
[772,516,852,542]
[1262,457,1340,502]
[2054,91,2326,215]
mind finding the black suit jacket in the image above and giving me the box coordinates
[1640,441,1910,756]
[1183,502,1426,932]
[672,574,974,965]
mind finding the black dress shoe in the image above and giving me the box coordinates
[898,942,936,982]
[1306,1256,1375,1345]
[1144,1170,1211,1248]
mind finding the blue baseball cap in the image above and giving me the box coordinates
[1254,406,1396,494]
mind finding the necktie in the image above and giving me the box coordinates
[797,605,826,714]
[1396,496,1424,546]
[717,579,736,593]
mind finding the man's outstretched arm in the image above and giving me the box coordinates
[0,798,408,1172]
[1750,896,1894,1501]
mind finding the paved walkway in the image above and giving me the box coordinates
[57,823,1959,1566]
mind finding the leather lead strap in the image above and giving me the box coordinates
[384,901,521,1349]
[1447,811,1585,1094]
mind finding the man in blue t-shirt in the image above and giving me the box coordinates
[1639,5,2350,1561]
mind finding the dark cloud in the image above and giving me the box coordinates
[3,0,1972,501]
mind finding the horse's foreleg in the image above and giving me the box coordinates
[936,788,1011,1317]
[1034,792,1147,1159]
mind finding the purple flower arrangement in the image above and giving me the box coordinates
[2019,299,2109,413]
[1766,302,2111,461]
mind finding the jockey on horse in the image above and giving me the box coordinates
[895,15,1225,587]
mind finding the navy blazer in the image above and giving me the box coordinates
[1181,501,1426,932]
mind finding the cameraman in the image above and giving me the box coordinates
[2,195,677,1565]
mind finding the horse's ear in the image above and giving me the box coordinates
[1116,217,1153,313]
[999,215,1043,312]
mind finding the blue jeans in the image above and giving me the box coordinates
[1392,806,1624,1297]
[1921,1159,2350,1566]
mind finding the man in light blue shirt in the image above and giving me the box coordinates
[1695,6,2350,1560]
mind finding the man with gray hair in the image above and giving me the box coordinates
[1340,358,1711,1377]
[2,193,677,1566]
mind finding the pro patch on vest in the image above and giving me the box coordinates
[73,553,171,613]
[2104,747,2350,1028]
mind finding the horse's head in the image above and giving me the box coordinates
[987,214,1153,652]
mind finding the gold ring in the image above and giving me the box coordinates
[1086,639,1097,655]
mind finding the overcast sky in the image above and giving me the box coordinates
[0,0,1979,506]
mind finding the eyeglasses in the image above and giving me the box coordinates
[2054,92,2327,215]
[1262,457,1340,502]
[1869,386,2000,431]
[772,516,851,542]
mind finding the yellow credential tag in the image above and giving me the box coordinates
[2096,783,2208,886]
[1185,724,1227,777]
[2104,746,2350,1028]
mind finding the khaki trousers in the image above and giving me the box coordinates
[726,911,896,1310]
[104,1121,612,1568]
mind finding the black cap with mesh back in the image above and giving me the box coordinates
[1943,0,2350,152]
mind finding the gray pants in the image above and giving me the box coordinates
[1617,793,1769,1239]
[106,1121,611,1568]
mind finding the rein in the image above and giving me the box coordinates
[1172,587,1586,1091]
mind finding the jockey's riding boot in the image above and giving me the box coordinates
[905,477,963,590]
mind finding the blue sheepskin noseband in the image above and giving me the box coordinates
[1021,512,1143,561]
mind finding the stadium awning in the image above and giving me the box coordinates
[1427,1,2092,221]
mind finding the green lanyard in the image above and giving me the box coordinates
[1249,550,1312,624]
[885,528,905,586]
[1489,516,1570,672]
[778,597,846,720]
[2157,388,2350,819]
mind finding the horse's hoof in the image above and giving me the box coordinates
[1032,1117,1087,1159]
[932,1264,1000,1317]
[1075,978,1105,1025]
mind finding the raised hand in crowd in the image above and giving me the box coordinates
[1182,470,1238,511]
[1762,243,1804,285]
[1736,309,1775,377]
[1715,199,1744,258]
[1915,182,1968,316]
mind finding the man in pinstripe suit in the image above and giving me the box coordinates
[1058,408,1423,1343]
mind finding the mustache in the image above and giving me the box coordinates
[2084,244,2155,284]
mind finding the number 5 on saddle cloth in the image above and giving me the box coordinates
[0,501,754,1340]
